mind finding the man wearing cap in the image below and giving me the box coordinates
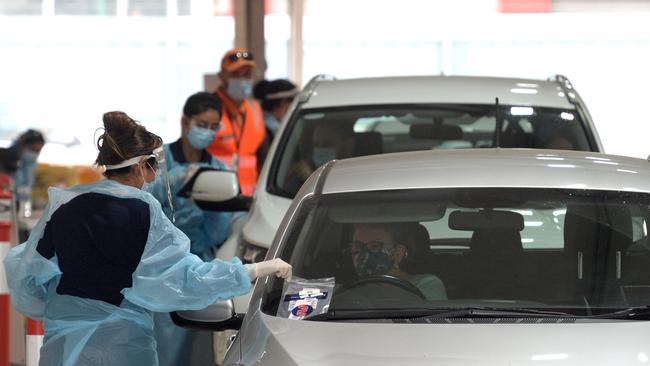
[207,48,266,196]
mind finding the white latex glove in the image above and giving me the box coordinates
[244,259,292,280]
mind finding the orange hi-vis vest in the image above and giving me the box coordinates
[208,89,265,196]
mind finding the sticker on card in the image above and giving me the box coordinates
[277,277,335,320]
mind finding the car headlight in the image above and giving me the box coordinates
[237,239,268,264]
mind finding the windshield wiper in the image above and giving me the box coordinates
[307,308,441,321]
[422,307,574,319]
[307,307,574,321]
[593,306,650,320]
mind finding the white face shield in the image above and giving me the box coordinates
[104,146,175,222]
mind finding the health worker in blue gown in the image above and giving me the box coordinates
[0,129,45,204]
[3,111,292,366]
[150,92,236,366]
[152,91,232,262]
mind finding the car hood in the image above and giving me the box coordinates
[241,192,291,248]
[237,312,650,365]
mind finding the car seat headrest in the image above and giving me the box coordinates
[353,132,383,156]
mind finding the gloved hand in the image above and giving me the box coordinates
[244,259,292,280]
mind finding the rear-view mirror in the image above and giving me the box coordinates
[171,299,243,331]
[449,210,524,231]
[409,124,463,140]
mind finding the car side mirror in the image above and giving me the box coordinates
[171,299,244,331]
[178,168,252,211]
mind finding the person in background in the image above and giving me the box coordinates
[286,121,355,192]
[3,111,291,365]
[0,130,45,239]
[207,48,266,196]
[151,92,231,366]
[544,127,576,150]
[253,78,299,139]
[0,129,45,195]
[153,92,231,262]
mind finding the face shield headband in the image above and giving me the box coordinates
[104,147,175,223]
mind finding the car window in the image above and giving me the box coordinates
[272,105,592,198]
[423,207,565,250]
[264,188,649,317]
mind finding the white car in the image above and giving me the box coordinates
[182,148,650,365]
[218,74,604,312]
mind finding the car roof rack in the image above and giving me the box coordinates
[548,74,579,104]
[298,74,336,103]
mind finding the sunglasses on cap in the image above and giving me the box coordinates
[228,51,254,62]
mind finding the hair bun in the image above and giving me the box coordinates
[95,111,162,168]
[102,111,138,138]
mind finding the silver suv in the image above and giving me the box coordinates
[218,75,603,314]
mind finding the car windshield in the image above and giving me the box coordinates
[271,105,593,198]
[264,188,650,318]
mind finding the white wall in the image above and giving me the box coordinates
[302,6,650,158]
[2,2,650,162]
[0,15,234,164]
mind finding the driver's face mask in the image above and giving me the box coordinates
[351,240,396,276]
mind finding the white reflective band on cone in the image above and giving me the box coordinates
[0,241,9,294]
[26,335,43,366]
[26,318,43,366]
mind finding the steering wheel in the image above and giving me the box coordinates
[340,274,427,300]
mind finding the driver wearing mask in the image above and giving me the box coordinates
[286,121,355,191]
[349,223,447,300]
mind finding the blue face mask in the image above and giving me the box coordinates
[226,78,253,102]
[21,150,39,165]
[312,147,337,167]
[353,246,394,277]
[142,181,155,193]
[188,125,217,150]
[140,162,157,192]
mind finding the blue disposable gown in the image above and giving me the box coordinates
[150,143,234,366]
[152,143,232,262]
[3,179,252,366]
